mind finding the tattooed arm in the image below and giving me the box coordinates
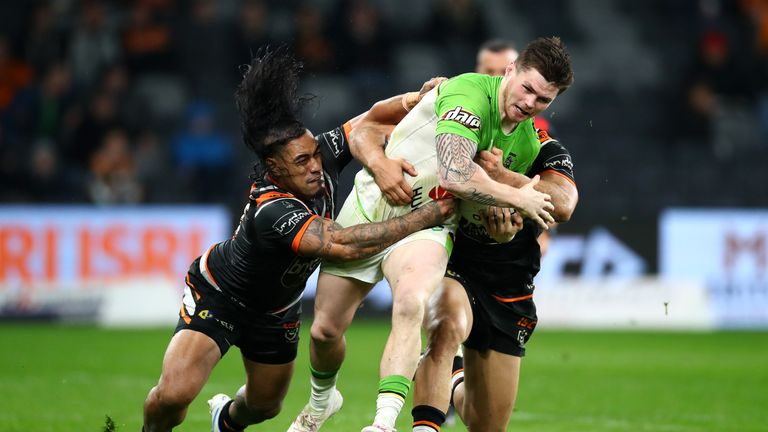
[476,147,578,223]
[296,198,454,261]
[436,132,555,229]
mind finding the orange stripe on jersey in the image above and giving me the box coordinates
[291,215,319,253]
[343,121,352,140]
[180,303,191,324]
[492,293,533,303]
[255,191,293,206]
[413,420,441,430]
[184,275,200,300]
[452,368,464,377]
[539,169,577,187]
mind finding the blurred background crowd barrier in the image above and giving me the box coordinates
[1,0,766,328]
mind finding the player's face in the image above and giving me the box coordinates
[476,49,518,77]
[268,130,325,200]
[501,64,559,123]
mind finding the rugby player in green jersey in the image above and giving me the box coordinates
[289,37,571,432]
[410,37,578,432]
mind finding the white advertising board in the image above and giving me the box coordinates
[660,209,768,328]
[0,206,229,325]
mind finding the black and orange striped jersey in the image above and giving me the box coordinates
[450,137,575,297]
[194,124,353,314]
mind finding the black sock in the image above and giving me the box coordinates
[412,404,446,431]
[452,354,464,374]
[218,400,246,432]
[450,355,464,406]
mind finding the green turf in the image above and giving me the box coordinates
[0,322,766,431]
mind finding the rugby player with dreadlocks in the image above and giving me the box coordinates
[141,48,454,432]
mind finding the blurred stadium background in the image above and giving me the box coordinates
[0,0,767,431]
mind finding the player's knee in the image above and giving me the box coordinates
[428,315,464,353]
[391,291,427,322]
[310,318,344,344]
[151,383,196,410]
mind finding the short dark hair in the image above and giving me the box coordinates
[479,39,516,54]
[235,46,312,178]
[516,37,574,94]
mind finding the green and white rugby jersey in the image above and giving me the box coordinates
[350,73,542,224]
[436,73,543,225]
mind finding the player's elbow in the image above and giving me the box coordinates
[437,171,464,195]
[553,207,572,223]
[552,192,578,223]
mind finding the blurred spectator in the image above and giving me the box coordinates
[475,39,518,77]
[741,0,768,54]
[64,90,119,170]
[0,35,34,111]
[332,0,393,99]
[69,0,121,88]
[426,0,489,74]
[134,128,173,202]
[24,1,66,75]
[172,102,234,202]
[122,2,175,74]
[292,3,336,74]
[677,29,755,144]
[88,128,143,204]
[177,0,234,100]
[23,139,86,202]
[232,0,274,67]
[4,62,73,148]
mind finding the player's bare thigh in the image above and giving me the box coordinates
[381,239,449,300]
[313,271,373,336]
[152,329,222,404]
[461,348,522,431]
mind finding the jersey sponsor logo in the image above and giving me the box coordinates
[216,318,234,331]
[411,186,424,209]
[458,218,493,243]
[543,154,573,171]
[281,256,321,289]
[324,128,344,157]
[428,185,452,200]
[272,210,307,236]
[517,316,537,330]
[441,106,481,129]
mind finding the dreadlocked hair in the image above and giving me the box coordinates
[235,46,312,178]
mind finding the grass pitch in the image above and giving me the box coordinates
[0,322,766,431]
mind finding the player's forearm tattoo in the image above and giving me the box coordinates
[436,133,478,184]
[464,188,498,206]
[305,202,443,260]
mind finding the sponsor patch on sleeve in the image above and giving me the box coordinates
[321,128,345,158]
[272,209,309,236]
[543,154,574,172]
[441,106,481,130]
